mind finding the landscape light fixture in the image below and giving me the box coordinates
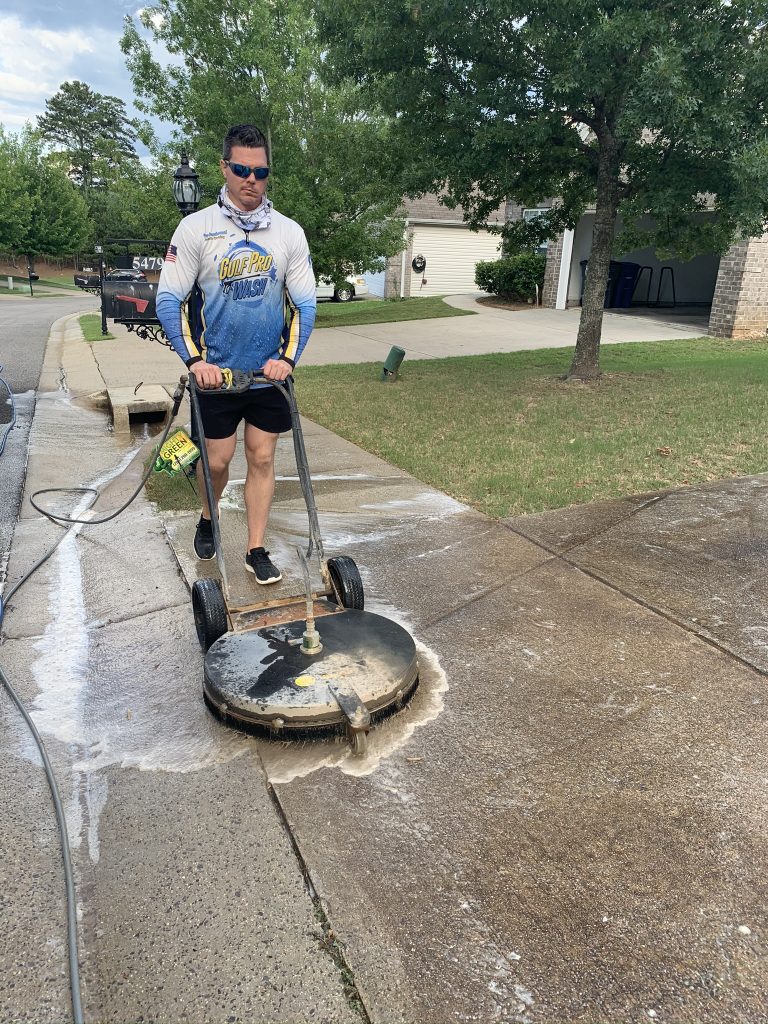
[173,152,201,216]
[381,345,406,382]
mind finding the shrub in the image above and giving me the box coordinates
[475,252,547,302]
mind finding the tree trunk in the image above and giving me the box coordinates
[568,142,621,380]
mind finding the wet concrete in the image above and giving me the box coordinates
[82,755,360,1024]
[512,476,768,673]
[163,403,768,1021]
[0,710,72,1022]
[275,558,768,1023]
[4,309,768,1022]
[1,313,359,1022]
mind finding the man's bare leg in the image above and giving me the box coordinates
[197,433,237,519]
[243,423,279,550]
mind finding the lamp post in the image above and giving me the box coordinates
[172,152,201,217]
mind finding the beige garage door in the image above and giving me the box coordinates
[409,224,502,297]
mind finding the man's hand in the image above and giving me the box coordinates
[190,360,223,390]
[261,358,293,382]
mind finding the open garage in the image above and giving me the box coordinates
[564,212,721,314]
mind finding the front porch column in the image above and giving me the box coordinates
[541,233,564,308]
[709,234,768,338]
[542,229,574,309]
[555,229,574,309]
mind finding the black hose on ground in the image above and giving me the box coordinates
[0,378,186,1024]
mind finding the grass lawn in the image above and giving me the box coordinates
[144,456,200,511]
[35,277,79,290]
[315,296,474,329]
[79,313,114,341]
[292,337,768,518]
[0,275,78,291]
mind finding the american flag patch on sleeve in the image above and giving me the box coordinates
[165,244,177,263]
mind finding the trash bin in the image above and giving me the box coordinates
[612,262,641,308]
[580,259,622,308]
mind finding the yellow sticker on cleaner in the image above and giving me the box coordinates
[158,429,200,471]
[294,675,316,688]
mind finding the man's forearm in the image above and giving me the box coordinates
[156,293,202,365]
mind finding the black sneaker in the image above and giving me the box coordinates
[245,547,282,584]
[193,515,215,560]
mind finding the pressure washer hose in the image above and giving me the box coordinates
[0,378,186,1024]
[0,364,16,458]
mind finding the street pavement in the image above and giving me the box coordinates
[1,299,766,1023]
[0,294,98,613]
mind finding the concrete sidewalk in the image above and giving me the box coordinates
[2,308,766,1023]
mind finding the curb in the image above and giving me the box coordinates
[40,310,110,411]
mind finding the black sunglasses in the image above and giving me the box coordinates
[224,160,270,180]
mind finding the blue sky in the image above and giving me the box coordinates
[0,1,170,155]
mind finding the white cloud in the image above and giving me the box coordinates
[0,14,106,129]
[0,9,175,152]
[0,71,52,101]
[135,6,166,31]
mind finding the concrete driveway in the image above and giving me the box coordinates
[2,309,765,1024]
[302,295,708,366]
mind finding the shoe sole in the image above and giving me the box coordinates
[194,549,216,561]
[245,562,282,584]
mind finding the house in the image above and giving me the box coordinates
[384,194,508,298]
[541,212,768,338]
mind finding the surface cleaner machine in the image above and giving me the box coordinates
[187,371,419,755]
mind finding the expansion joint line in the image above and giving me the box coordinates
[264,781,373,1024]
[503,518,768,683]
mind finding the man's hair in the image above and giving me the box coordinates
[222,124,269,161]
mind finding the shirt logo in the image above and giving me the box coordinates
[165,243,177,263]
[218,239,277,303]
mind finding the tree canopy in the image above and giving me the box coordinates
[37,80,140,198]
[120,0,408,281]
[320,0,768,377]
[0,128,91,264]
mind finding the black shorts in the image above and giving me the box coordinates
[194,385,291,440]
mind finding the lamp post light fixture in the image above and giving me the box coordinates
[173,152,201,217]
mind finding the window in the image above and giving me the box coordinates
[522,209,550,252]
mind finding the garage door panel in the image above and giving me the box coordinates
[410,225,502,297]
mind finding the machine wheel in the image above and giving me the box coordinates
[334,284,354,302]
[192,578,227,651]
[327,556,364,610]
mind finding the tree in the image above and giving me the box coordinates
[0,128,32,259]
[0,128,92,269]
[120,0,407,281]
[87,160,186,246]
[37,80,139,197]
[16,130,92,269]
[319,0,768,378]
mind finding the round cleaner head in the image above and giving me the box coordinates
[203,609,419,736]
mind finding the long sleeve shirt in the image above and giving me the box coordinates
[156,202,316,379]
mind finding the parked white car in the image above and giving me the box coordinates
[315,275,369,302]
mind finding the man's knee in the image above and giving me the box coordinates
[204,443,235,477]
[245,444,275,474]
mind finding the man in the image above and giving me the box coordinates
[156,124,316,584]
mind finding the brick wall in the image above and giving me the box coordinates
[542,233,565,308]
[403,193,506,224]
[384,227,414,298]
[709,235,768,338]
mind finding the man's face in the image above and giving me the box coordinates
[220,145,269,212]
